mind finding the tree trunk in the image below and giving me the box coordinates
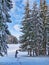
[30,49,32,56]
[33,50,34,56]
[28,50,29,55]
[48,49,49,56]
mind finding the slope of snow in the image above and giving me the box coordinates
[7,44,20,57]
[0,44,49,65]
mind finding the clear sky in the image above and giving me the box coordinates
[7,0,49,40]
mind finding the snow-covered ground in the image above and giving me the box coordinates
[0,44,49,65]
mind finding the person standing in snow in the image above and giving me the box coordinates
[15,50,18,58]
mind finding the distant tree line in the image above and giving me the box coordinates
[7,35,18,44]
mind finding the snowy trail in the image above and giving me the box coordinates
[0,44,49,65]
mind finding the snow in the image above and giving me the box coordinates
[0,44,49,65]
[7,44,20,57]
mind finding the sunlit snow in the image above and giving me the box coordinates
[0,44,49,65]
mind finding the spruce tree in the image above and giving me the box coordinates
[20,0,33,56]
[31,1,43,56]
[0,0,13,56]
[40,0,49,55]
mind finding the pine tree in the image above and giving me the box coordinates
[0,0,13,56]
[31,1,43,56]
[40,0,49,55]
[20,0,33,56]
[44,3,49,56]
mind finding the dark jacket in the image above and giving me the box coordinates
[15,50,18,58]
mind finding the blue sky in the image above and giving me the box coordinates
[8,0,49,40]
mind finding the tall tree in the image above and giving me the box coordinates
[31,1,43,56]
[20,0,32,56]
[40,0,49,55]
[0,0,13,56]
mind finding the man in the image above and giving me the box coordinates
[15,50,18,58]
